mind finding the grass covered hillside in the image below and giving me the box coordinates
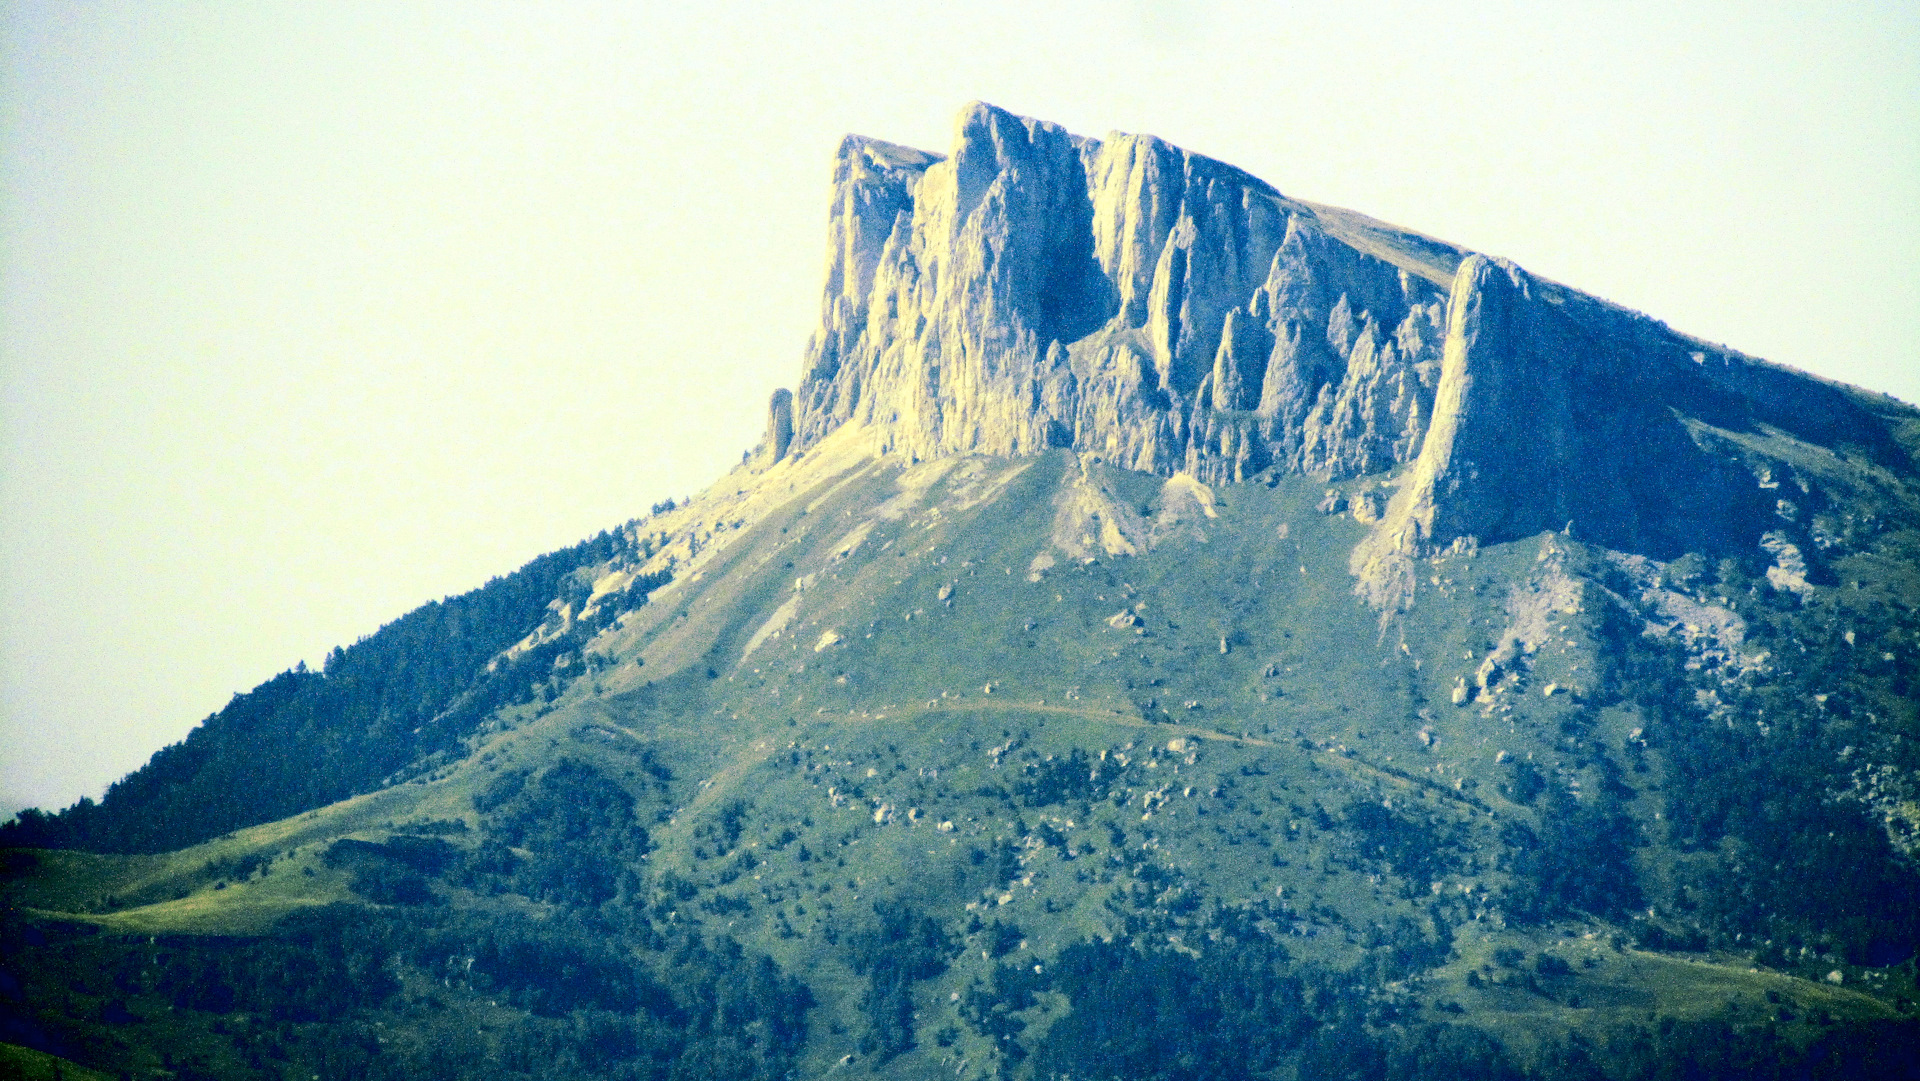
[7,419,1920,1079]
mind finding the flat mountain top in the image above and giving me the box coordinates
[6,105,1919,1081]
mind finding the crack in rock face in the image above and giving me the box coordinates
[779,102,1892,612]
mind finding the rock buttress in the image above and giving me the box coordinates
[791,102,1454,481]
[1353,255,1783,608]
[783,104,1908,588]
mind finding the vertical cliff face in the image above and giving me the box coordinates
[794,107,1109,460]
[792,102,1451,481]
[1373,256,1772,559]
[787,103,1910,571]
[1349,255,1783,608]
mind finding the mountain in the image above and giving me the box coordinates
[5,102,1920,1081]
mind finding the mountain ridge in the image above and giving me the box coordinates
[788,102,1913,563]
[6,103,1920,1081]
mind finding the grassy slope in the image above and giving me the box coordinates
[6,427,1918,1078]
[0,1042,116,1081]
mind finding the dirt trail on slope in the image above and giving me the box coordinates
[901,699,1492,814]
[906,698,1279,746]
[664,693,1491,850]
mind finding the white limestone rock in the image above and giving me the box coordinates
[791,102,1462,485]
[1762,532,1815,599]
[775,104,1895,615]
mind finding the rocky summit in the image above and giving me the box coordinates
[6,104,1920,1081]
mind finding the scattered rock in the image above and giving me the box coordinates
[1762,532,1815,600]
[1349,490,1383,524]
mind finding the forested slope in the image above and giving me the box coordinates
[3,529,653,854]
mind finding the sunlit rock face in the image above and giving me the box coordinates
[789,101,1890,564]
[791,101,1452,482]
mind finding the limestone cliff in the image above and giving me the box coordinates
[755,388,794,467]
[784,102,1910,573]
[1360,255,1775,558]
[791,102,1453,484]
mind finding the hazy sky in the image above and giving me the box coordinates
[4,1,1917,816]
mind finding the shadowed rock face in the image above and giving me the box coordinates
[788,102,1911,568]
[1372,256,1774,561]
[759,388,794,466]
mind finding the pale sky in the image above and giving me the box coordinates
[4,1,1917,817]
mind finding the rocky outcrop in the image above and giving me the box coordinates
[787,103,1908,576]
[760,388,794,465]
[794,110,1102,460]
[792,102,1454,484]
[1362,255,1780,554]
